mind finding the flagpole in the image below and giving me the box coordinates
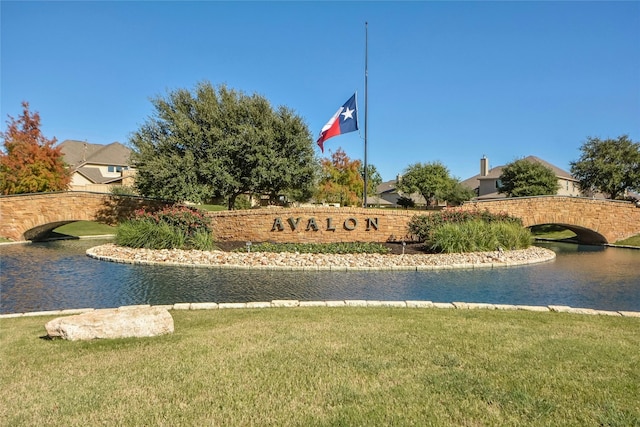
[363,21,369,208]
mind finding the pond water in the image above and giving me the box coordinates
[1,239,639,314]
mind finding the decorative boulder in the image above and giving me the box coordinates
[45,306,174,341]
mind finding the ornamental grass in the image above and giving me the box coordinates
[430,220,532,253]
[115,205,215,250]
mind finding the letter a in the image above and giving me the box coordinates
[306,217,319,231]
[272,217,285,231]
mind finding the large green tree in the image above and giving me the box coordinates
[570,135,640,200]
[130,82,317,209]
[0,102,70,195]
[396,161,469,207]
[498,158,560,197]
[442,181,476,206]
[360,163,382,205]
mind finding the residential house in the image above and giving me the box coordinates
[461,155,582,200]
[370,155,582,207]
[369,177,427,208]
[59,140,135,193]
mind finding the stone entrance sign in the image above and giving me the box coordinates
[208,207,417,243]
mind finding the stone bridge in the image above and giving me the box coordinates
[0,192,170,241]
[1,193,639,245]
[457,196,640,244]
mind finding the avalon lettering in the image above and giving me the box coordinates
[271,217,379,233]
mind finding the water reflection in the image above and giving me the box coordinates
[1,239,639,313]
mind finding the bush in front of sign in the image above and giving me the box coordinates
[116,206,215,250]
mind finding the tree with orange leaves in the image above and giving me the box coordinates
[0,102,70,194]
[315,148,382,207]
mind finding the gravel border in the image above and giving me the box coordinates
[85,244,556,271]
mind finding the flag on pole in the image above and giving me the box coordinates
[316,93,358,152]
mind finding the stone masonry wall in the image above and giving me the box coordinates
[2,193,638,244]
[458,196,640,243]
[0,192,168,241]
[208,207,419,243]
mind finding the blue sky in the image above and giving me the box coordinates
[2,1,639,182]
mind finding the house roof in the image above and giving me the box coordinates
[376,180,397,194]
[375,179,427,205]
[75,166,124,184]
[59,140,132,169]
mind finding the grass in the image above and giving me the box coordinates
[0,221,115,242]
[613,234,640,247]
[115,220,215,250]
[53,221,116,236]
[530,225,640,247]
[530,224,577,240]
[197,204,227,211]
[430,220,532,253]
[1,308,638,426]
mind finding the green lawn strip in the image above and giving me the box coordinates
[613,234,640,247]
[53,221,115,237]
[197,204,227,211]
[1,309,638,426]
[530,224,577,240]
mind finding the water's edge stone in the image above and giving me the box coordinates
[44,306,174,341]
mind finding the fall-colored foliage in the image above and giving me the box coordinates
[315,148,363,206]
[0,102,70,195]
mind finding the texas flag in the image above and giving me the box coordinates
[316,93,359,152]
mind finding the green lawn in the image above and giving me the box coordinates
[1,308,638,426]
[197,204,227,211]
[53,221,116,236]
[530,224,577,240]
[0,221,115,242]
[613,234,640,247]
[530,225,640,248]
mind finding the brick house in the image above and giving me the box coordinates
[59,140,135,193]
[461,155,582,200]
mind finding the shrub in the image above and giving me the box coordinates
[408,209,522,243]
[190,229,216,251]
[116,205,214,250]
[430,220,532,253]
[110,185,138,196]
[132,205,212,238]
[116,219,186,249]
[233,195,252,210]
[396,196,416,209]
[493,221,533,250]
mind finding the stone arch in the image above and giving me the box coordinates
[457,196,640,245]
[23,220,80,241]
[526,223,607,245]
[0,192,171,242]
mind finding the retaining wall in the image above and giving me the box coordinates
[208,207,419,243]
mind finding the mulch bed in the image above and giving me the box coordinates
[215,241,430,255]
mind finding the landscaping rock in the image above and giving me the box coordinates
[86,244,556,271]
[45,306,174,341]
